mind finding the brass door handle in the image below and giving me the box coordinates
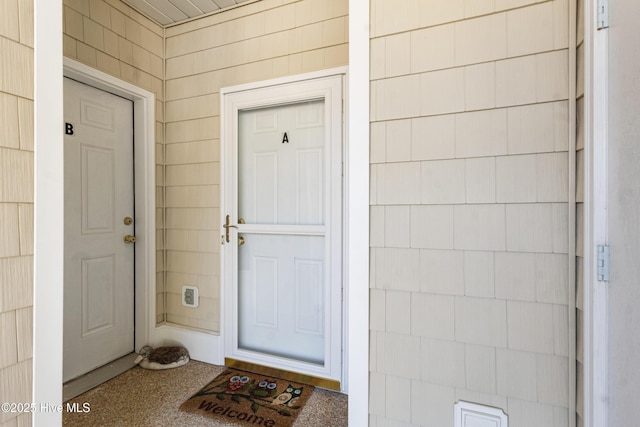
[238,236,245,246]
[124,234,136,244]
[223,214,237,243]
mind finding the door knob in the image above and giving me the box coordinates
[238,236,245,246]
[124,234,136,244]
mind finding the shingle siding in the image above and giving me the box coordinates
[163,0,348,331]
[369,0,576,424]
[0,0,33,424]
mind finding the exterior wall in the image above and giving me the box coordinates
[368,0,574,425]
[607,0,640,423]
[163,0,348,331]
[575,0,584,424]
[0,0,34,425]
[62,0,166,323]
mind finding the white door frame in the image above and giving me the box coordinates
[220,68,347,388]
[61,58,157,356]
[582,0,609,425]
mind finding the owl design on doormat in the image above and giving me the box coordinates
[250,379,279,398]
[271,385,303,408]
[224,375,252,392]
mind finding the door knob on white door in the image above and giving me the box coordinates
[124,234,136,244]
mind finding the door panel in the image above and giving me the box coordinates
[63,78,135,382]
[81,255,116,336]
[81,145,115,233]
[238,233,325,365]
[237,101,327,366]
[238,100,325,225]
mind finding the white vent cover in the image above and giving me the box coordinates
[454,401,508,427]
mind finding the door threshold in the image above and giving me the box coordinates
[63,353,138,401]
[225,358,341,391]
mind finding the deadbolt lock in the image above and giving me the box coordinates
[124,234,136,244]
[124,216,133,225]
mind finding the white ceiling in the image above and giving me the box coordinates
[122,0,255,26]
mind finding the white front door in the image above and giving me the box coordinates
[63,78,135,382]
[223,75,344,384]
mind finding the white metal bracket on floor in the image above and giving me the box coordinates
[597,0,609,30]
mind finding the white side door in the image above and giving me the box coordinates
[223,75,344,384]
[63,78,135,382]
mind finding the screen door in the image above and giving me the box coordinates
[222,75,344,384]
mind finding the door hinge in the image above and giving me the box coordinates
[597,244,610,282]
[597,0,609,30]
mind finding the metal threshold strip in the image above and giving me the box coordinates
[224,358,341,391]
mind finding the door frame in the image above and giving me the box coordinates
[220,67,348,389]
[62,58,157,362]
[582,0,609,425]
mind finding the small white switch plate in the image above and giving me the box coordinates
[182,285,199,308]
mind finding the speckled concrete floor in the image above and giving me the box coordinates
[63,360,348,426]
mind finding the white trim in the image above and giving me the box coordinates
[567,0,578,425]
[153,325,222,363]
[583,0,609,425]
[220,69,346,386]
[220,66,348,95]
[62,58,157,356]
[33,1,63,424]
[348,0,370,422]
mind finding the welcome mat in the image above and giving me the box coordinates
[180,368,314,427]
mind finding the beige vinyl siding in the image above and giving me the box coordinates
[163,0,348,331]
[0,0,33,425]
[62,0,166,324]
[575,0,585,424]
[369,0,575,425]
